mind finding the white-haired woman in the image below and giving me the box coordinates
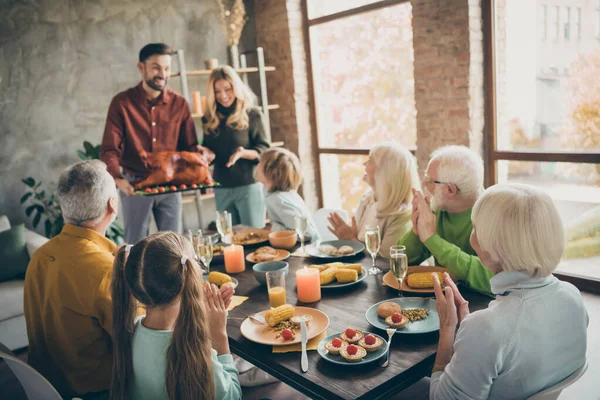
[429,183,588,399]
[199,66,270,228]
[327,143,420,258]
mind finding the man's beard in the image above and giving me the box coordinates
[146,76,167,92]
[426,186,446,212]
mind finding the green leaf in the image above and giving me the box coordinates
[22,177,36,187]
[25,204,37,217]
[77,150,87,160]
[84,141,94,154]
[33,211,42,227]
[45,219,52,237]
[20,192,33,204]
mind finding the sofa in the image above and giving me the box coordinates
[0,215,48,351]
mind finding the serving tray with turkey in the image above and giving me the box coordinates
[132,150,221,196]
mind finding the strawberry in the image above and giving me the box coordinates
[347,344,358,355]
[364,334,376,345]
[179,184,187,189]
[158,187,166,193]
[191,183,198,189]
[344,328,356,339]
[152,188,159,194]
[281,329,293,340]
[331,338,343,348]
[144,188,152,193]
[391,313,403,323]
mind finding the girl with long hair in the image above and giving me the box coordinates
[198,65,270,228]
[327,143,421,258]
[110,232,242,400]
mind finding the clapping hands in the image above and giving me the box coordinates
[327,212,358,241]
[411,188,437,242]
[432,272,470,331]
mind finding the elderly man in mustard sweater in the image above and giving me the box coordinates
[23,160,234,398]
[398,145,494,295]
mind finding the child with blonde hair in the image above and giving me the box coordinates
[110,232,241,400]
[256,148,319,240]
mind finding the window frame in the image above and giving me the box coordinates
[302,0,415,208]
[483,0,600,293]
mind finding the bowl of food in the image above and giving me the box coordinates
[268,230,297,249]
[252,261,289,285]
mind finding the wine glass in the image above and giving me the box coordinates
[216,211,232,242]
[390,245,407,297]
[365,225,381,275]
[195,235,214,275]
[295,216,308,254]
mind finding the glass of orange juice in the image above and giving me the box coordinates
[266,270,287,309]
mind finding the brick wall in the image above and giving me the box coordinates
[412,0,486,172]
[254,0,319,211]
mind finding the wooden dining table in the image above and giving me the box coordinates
[217,241,493,400]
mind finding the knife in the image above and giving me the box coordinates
[300,320,308,373]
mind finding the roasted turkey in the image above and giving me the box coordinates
[134,150,211,189]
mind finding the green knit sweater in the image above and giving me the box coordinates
[398,208,494,296]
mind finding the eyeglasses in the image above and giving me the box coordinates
[422,177,460,191]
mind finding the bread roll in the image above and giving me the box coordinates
[377,302,402,318]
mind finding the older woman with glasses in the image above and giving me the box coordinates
[429,183,588,399]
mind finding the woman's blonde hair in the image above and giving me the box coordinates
[370,143,420,216]
[204,65,257,134]
[110,232,215,400]
[259,148,302,192]
[472,183,565,277]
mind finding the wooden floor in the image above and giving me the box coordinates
[2,291,599,400]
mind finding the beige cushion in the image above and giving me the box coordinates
[0,216,10,233]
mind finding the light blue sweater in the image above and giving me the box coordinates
[129,318,242,400]
[265,190,320,240]
[430,271,588,400]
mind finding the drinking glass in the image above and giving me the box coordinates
[196,235,214,275]
[266,270,287,309]
[390,245,407,297]
[295,216,308,253]
[365,225,381,275]
[216,211,233,242]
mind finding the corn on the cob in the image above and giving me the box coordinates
[406,272,444,289]
[320,268,337,285]
[208,271,232,287]
[309,264,329,273]
[324,262,344,270]
[335,268,358,283]
[341,264,363,274]
[265,304,295,327]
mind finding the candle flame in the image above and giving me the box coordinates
[303,265,308,272]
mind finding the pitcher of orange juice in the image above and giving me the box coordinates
[266,270,286,309]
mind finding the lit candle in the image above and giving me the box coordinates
[296,266,321,303]
[224,245,245,273]
[192,91,201,115]
[201,96,207,115]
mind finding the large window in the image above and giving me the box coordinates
[304,0,416,213]
[488,0,600,282]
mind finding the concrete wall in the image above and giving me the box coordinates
[0,0,256,229]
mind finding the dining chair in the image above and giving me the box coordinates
[313,208,349,242]
[527,360,588,400]
[0,349,62,400]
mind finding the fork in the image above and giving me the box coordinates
[381,328,396,367]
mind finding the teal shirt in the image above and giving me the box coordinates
[130,318,242,400]
[398,208,495,296]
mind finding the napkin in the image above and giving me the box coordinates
[227,295,249,311]
[272,330,328,353]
